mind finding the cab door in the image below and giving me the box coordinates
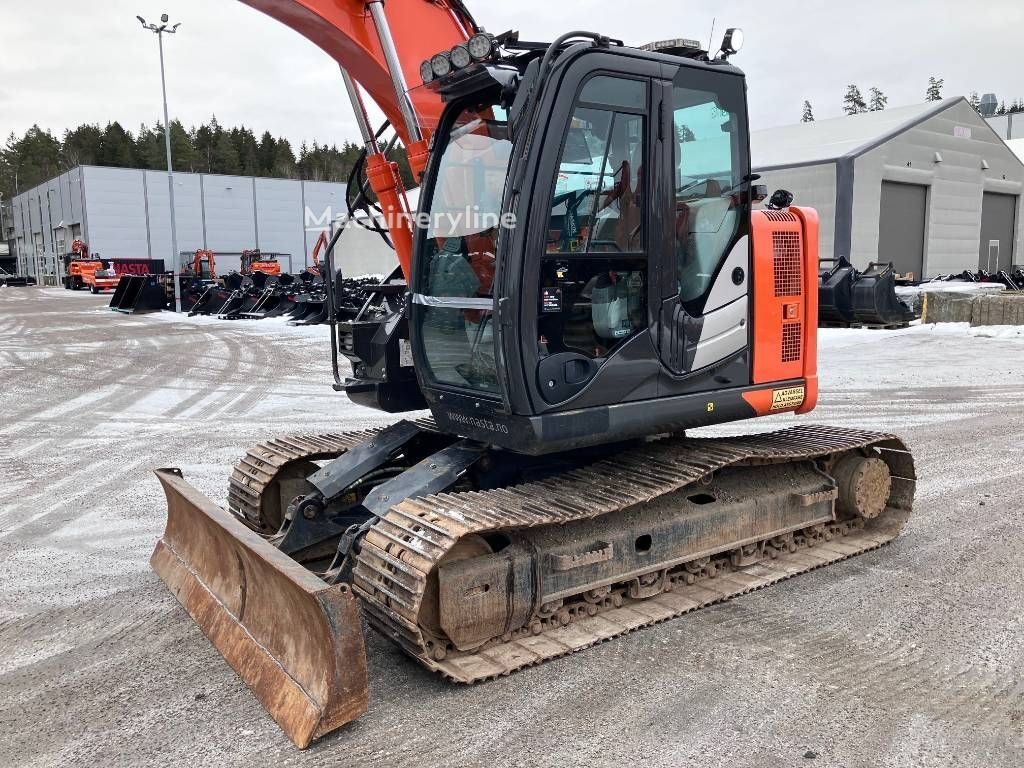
[655,66,752,387]
[516,59,666,413]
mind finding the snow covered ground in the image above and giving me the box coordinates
[2,288,1023,767]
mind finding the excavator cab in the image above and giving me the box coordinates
[403,41,812,454]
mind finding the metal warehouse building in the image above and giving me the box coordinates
[987,112,1024,141]
[752,97,1024,278]
[2,166,398,280]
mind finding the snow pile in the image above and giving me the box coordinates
[895,281,1004,298]
[145,310,331,341]
[915,321,1024,340]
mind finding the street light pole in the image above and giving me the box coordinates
[138,14,183,312]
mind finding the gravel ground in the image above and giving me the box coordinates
[1,287,1022,767]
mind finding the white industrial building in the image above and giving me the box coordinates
[1009,138,1024,163]
[753,97,1024,278]
[2,166,398,280]
[987,112,1024,141]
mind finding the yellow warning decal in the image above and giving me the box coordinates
[770,386,805,411]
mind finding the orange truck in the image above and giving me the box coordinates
[241,249,282,277]
[64,240,104,290]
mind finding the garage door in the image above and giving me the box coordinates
[879,182,927,277]
[978,192,1017,272]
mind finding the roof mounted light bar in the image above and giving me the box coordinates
[420,31,515,84]
[639,37,706,58]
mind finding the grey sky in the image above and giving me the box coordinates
[2,0,1021,149]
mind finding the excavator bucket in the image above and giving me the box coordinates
[850,262,915,326]
[818,258,915,327]
[110,274,169,313]
[818,256,857,324]
[151,468,368,748]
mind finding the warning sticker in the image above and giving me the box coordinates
[770,386,805,411]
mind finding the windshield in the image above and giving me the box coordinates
[414,103,512,395]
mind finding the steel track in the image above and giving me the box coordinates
[227,424,915,683]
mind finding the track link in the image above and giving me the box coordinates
[227,424,915,683]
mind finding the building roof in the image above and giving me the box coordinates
[1007,138,1024,162]
[751,97,961,170]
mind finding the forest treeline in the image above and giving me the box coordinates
[0,117,412,199]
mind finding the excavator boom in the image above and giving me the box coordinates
[239,1,476,276]
[240,0,475,147]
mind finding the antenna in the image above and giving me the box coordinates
[706,17,716,53]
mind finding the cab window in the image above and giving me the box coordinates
[415,104,512,394]
[548,76,646,255]
[539,75,648,361]
[673,72,745,307]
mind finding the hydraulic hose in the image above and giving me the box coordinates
[321,222,349,389]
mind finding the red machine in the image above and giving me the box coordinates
[307,230,329,276]
[63,239,104,290]
[240,249,282,277]
[149,1,917,749]
[82,266,120,293]
[182,249,216,280]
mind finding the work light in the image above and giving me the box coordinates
[420,59,434,83]
[467,33,494,60]
[450,44,472,69]
[431,52,452,78]
[720,27,744,55]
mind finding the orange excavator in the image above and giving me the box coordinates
[307,230,329,277]
[152,0,916,748]
[183,248,217,280]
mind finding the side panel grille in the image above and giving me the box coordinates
[781,322,802,362]
[762,209,797,222]
[772,231,802,297]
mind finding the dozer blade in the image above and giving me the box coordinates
[151,468,368,748]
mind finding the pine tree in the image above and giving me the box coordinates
[997,101,1007,115]
[0,127,61,196]
[676,124,696,142]
[257,131,277,176]
[969,92,981,112]
[98,122,136,167]
[272,138,298,179]
[61,124,103,168]
[192,120,215,173]
[211,132,240,175]
[801,100,814,123]
[134,123,163,169]
[842,85,867,115]
[868,88,887,112]
[169,120,196,172]
[925,77,944,102]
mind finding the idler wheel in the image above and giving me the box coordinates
[833,453,891,519]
